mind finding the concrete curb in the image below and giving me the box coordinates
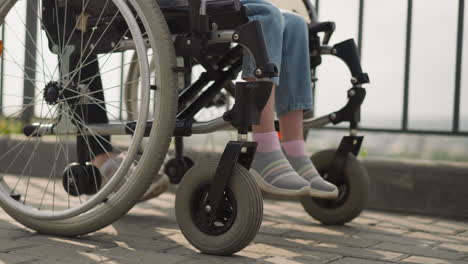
[1,137,467,218]
[364,158,468,219]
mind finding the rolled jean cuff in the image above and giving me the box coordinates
[276,103,313,117]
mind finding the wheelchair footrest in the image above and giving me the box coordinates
[224,81,272,134]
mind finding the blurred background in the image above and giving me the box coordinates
[0,0,467,163]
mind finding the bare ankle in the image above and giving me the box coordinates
[92,152,118,168]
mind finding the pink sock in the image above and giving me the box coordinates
[281,140,306,157]
[253,132,281,153]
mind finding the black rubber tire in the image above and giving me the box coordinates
[300,149,369,225]
[0,0,178,236]
[175,160,263,256]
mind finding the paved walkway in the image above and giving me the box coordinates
[1,192,468,264]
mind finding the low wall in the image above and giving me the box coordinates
[1,136,467,219]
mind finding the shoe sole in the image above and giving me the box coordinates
[250,169,311,197]
[309,187,339,199]
[250,169,339,199]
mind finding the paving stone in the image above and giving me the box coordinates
[405,215,437,224]
[433,220,468,232]
[399,255,468,264]
[354,232,437,247]
[0,228,34,239]
[165,245,201,257]
[94,247,188,264]
[437,243,468,254]
[307,243,406,262]
[363,213,457,235]
[329,257,394,264]
[371,242,465,260]
[165,245,267,263]
[350,217,381,226]
[405,232,468,244]
[176,252,264,264]
[245,243,341,263]
[164,233,192,247]
[348,223,409,235]
[0,220,24,231]
[254,234,317,249]
[259,225,292,236]
[275,223,359,236]
[0,252,36,264]
[87,233,177,252]
[375,223,411,233]
[259,256,318,264]
[2,188,468,264]
[13,245,103,264]
[15,235,117,251]
[286,230,379,248]
[0,238,36,253]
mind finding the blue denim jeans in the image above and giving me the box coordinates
[240,0,313,116]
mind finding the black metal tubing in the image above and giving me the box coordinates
[188,0,209,34]
[204,141,257,224]
[357,0,365,57]
[234,21,278,78]
[0,26,4,115]
[177,60,242,120]
[331,39,369,85]
[453,0,465,133]
[22,1,38,123]
[315,0,320,17]
[327,136,364,186]
[177,52,241,118]
[303,0,318,22]
[402,0,413,131]
[178,47,242,109]
[178,72,213,109]
[331,87,366,125]
[322,126,468,137]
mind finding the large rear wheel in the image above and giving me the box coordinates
[0,0,177,236]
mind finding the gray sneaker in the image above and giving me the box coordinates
[284,153,338,199]
[250,151,312,197]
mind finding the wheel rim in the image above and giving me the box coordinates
[190,184,237,236]
[0,0,152,220]
[314,171,350,209]
[124,55,240,162]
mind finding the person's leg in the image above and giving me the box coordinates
[276,12,337,197]
[240,1,311,196]
[75,55,114,167]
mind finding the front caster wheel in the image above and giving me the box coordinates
[175,160,263,256]
[300,149,369,225]
[164,157,194,184]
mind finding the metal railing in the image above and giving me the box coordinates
[0,0,466,136]
[315,0,467,136]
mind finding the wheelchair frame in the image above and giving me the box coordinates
[1,0,371,256]
[25,0,370,214]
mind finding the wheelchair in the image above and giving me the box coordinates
[0,0,370,256]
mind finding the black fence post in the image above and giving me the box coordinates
[402,0,413,131]
[22,1,38,123]
[453,0,465,133]
[0,26,4,116]
[357,0,365,58]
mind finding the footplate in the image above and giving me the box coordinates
[224,81,272,134]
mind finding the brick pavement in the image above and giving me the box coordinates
[0,192,467,264]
